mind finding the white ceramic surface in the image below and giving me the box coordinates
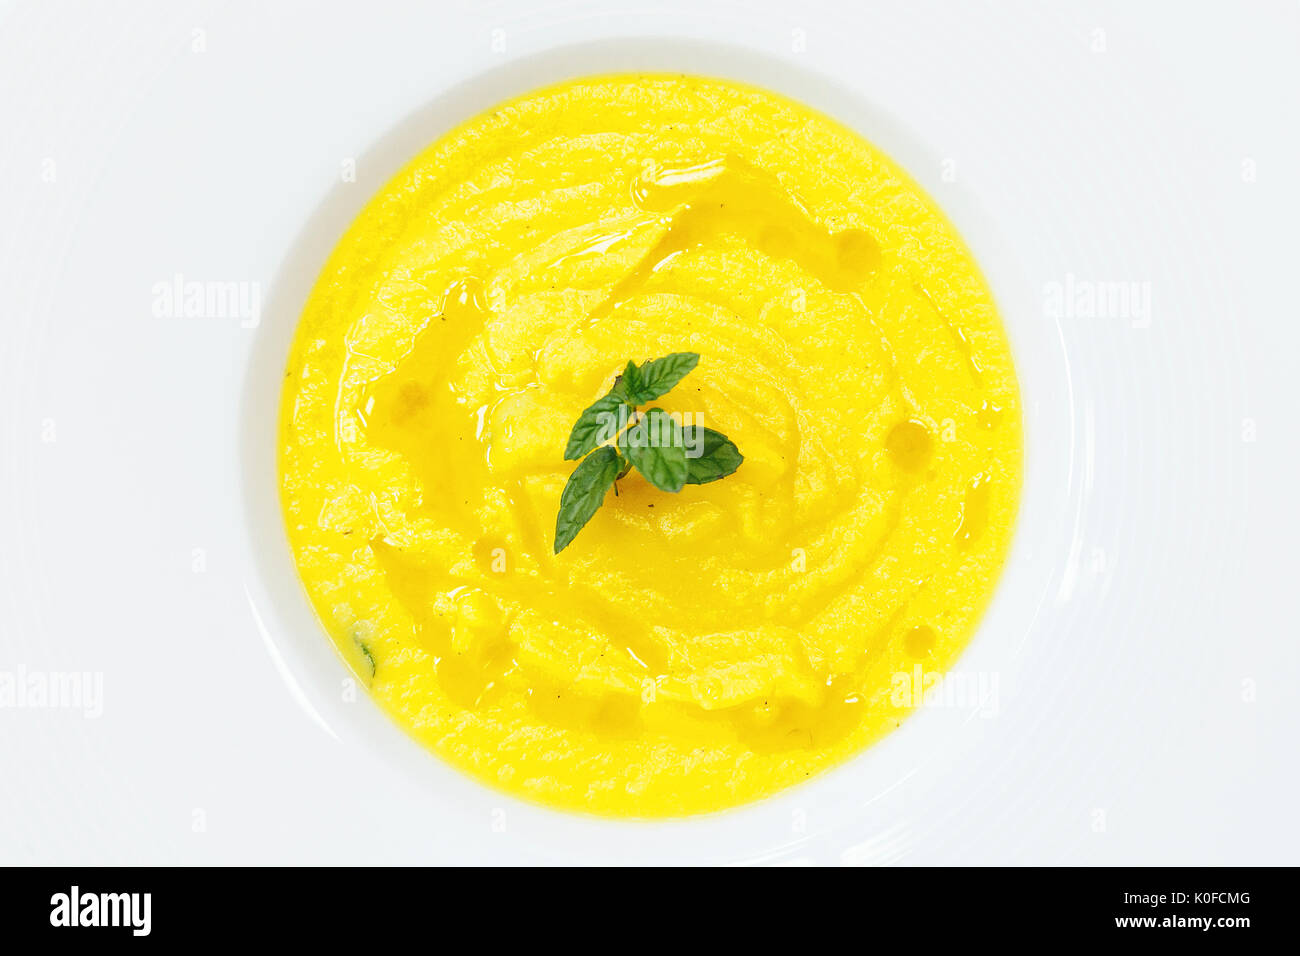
[1,0,1296,865]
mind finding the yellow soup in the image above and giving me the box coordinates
[279,74,1022,816]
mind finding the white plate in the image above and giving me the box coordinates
[2,0,1296,865]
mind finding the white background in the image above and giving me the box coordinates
[1,0,1296,865]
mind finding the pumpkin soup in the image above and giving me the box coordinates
[279,74,1022,816]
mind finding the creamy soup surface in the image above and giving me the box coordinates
[279,74,1022,816]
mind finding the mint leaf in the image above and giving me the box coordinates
[622,352,699,404]
[563,393,628,460]
[684,427,744,484]
[554,446,622,553]
[610,360,643,402]
[620,408,687,492]
[555,354,742,551]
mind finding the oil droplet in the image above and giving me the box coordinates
[435,653,494,710]
[444,274,488,317]
[527,682,643,735]
[977,399,1004,431]
[632,157,727,210]
[361,276,492,532]
[390,381,429,425]
[736,677,862,753]
[599,156,880,320]
[953,474,992,549]
[903,625,936,659]
[544,225,645,271]
[835,228,882,277]
[473,536,509,574]
[590,694,645,738]
[885,419,933,472]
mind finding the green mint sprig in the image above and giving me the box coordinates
[554,353,743,553]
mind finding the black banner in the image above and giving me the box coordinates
[0,867,1273,941]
